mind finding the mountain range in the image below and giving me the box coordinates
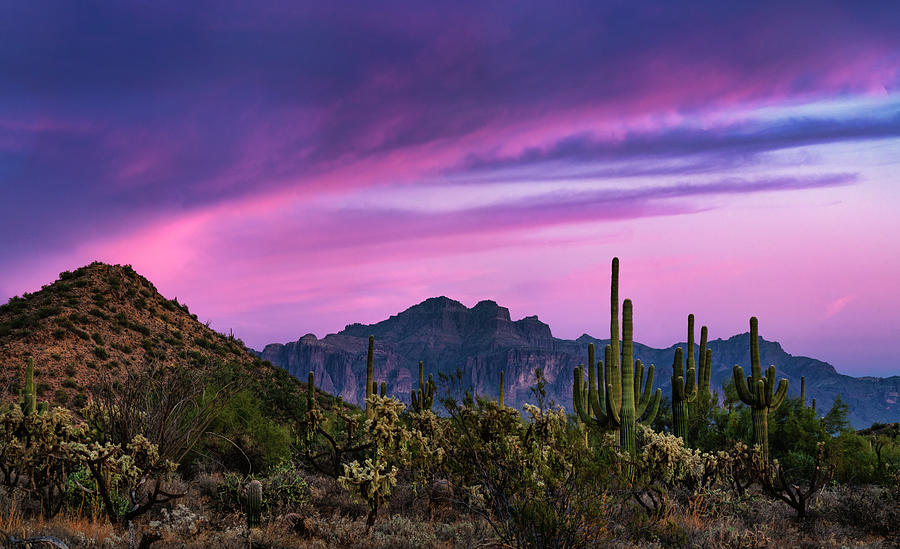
[255,296,900,429]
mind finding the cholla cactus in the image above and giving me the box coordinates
[732,317,788,463]
[339,394,440,531]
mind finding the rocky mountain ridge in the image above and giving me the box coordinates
[256,296,900,429]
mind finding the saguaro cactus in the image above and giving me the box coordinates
[499,370,505,407]
[22,356,36,415]
[613,299,660,454]
[671,315,713,446]
[732,317,788,463]
[411,361,436,412]
[246,479,262,528]
[688,316,713,417]
[574,342,613,430]
[671,347,694,443]
[572,258,660,454]
[799,376,817,414]
[365,335,375,418]
[307,371,316,409]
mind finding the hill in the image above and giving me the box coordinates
[255,297,900,429]
[0,262,306,422]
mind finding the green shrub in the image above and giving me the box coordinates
[217,464,310,516]
[54,389,69,404]
[204,390,293,474]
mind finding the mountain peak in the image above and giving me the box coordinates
[416,296,467,311]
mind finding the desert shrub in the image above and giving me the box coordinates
[438,395,610,548]
[832,429,878,484]
[54,388,69,404]
[217,464,310,516]
[84,362,243,521]
[64,467,128,518]
[203,389,293,474]
[821,479,900,539]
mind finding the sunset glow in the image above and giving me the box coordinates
[3,1,899,375]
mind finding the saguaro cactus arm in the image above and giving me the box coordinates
[634,360,657,419]
[641,389,661,424]
[770,378,789,410]
[732,365,756,405]
[698,326,711,395]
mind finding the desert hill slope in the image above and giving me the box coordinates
[0,262,304,417]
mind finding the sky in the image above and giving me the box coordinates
[2,1,899,376]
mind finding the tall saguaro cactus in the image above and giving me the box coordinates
[499,370,505,407]
[572,258,660,454]
[732,317,789,463]
[411,361,436,412]
[688,316,713,417]
[671,315,713,446]
[365,335,375,418]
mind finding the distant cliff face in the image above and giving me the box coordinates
[254,297,900,429]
